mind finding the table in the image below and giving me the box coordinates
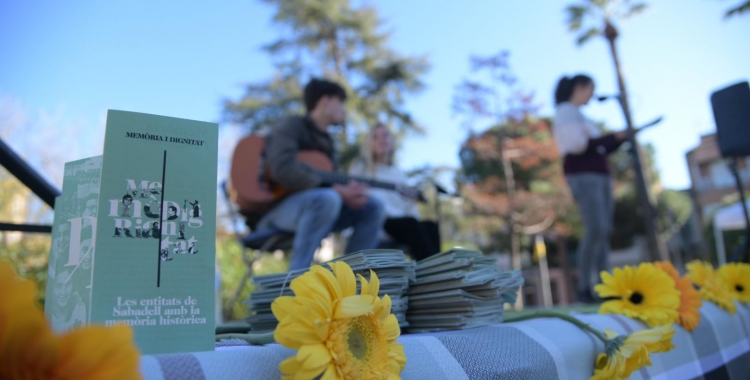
[140,302,750,379]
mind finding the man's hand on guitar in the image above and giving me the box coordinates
[333,181,369,210]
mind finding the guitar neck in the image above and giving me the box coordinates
[316,172,397,191]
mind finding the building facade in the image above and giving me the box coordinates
[686,133,750,223]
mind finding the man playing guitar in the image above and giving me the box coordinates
[253,78,385,270]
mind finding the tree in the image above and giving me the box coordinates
[0,96,65,303]
[453,51,570,267]
[452,50,538,131]
[565,0,669,262]
[459,117,572,234]
[224,0,430,166]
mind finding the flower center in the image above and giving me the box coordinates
[629,292,644,304]
[328,313,389,379]
[347,328,368,360]
[736,284,745,293]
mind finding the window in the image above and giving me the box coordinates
[699,162,711,177]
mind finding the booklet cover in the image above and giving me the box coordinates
[44,157,103,332]
[88,110,218,354]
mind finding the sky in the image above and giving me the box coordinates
[1,0,749,191]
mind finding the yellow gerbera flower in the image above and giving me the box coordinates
[594,263,680,327]
[717,262,750,303]
[272,262,406,380]
[654,261,702,331]
[591,324,675,380]
[0,261,141,380]
[686,260,736,314]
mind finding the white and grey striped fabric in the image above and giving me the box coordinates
[140,302,750,380]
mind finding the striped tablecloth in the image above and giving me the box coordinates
[140,302,750,380]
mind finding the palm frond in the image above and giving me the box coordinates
[623,2,648,19]
[577,27,601,45]
[726,0,750,18]
[565,5,588,31]
[590,0,609,8]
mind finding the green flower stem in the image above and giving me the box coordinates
[215,331,276,345]
[504,310,608,344]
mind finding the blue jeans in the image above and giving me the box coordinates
[566,173,614,297]
[256,188,386,270]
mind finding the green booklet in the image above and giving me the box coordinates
[44,156,102,333]
[45,110,218,354]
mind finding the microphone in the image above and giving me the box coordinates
[433,181,450,195]
[597,95,619,102]
[432,181,460,198]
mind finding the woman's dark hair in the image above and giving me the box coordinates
[304,78,347,113]
[554,74,594,105]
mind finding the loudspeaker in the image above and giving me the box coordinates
[711,81,750,158]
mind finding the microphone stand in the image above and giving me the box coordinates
[727,158,750,263]
[432,180,458,250]
[598,94,669,262]
[433,182,442,228]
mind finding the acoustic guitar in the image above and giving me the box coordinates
[229,135,425,213]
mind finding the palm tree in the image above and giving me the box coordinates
[565,0,669,262]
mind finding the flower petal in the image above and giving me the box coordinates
[279,356,301,377]
[319,363,342,380]
[272,296,299,322]
[284,299,330,340]
[366,270,380,297]
[631,324,675,353]
[291,271,335,302]
[376,294,393,320]
[54,324,141,380]
[334,295,374,319]
[329,262,356,298]
[388,342,407,372]
[0,263,60,377]
[297,343,332,370]
[602,329,619,340]
[357,274,370,297]
[383,314,400,341]
[688,260,737,314]
[310,266,342,301]
[275,318,324,349]
[655,261,703,332]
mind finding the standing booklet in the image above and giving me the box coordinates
[45,110,218,354]
[44,156,102,333]
[92,110,218,354]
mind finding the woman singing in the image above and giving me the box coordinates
[552,74,633,304]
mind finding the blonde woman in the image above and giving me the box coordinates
[349,124,440,260]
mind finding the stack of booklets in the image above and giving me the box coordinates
[406,248,524,333]
[246,249,415,331]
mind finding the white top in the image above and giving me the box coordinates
[348,160,421,219]
[551,102,601,156]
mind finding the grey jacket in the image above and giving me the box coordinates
[265,115,335,192]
